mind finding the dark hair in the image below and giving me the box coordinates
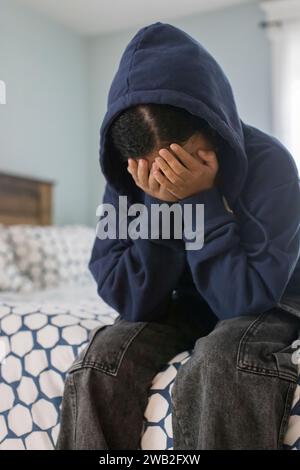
[107,103,223,162]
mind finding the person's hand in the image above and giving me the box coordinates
[152,143,219,200]
[127,158,178,202]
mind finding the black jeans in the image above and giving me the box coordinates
[56,298,300,450]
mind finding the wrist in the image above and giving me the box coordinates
[179,183,216,200]
[178,186,232,221]
[144,192,178,205]
[143,193,184,246]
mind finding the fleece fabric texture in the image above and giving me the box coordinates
[89,22,300,323]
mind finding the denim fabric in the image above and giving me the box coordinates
[56,299,300,450]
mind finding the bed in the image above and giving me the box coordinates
[0,172,299,450]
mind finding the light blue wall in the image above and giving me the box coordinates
[88,2,271,222]
[0,0,270,226]
[0,0,90,225]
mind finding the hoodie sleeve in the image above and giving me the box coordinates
[178,176,300,320]
[88,184,186,322]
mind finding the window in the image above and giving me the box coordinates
[261,0,300,169]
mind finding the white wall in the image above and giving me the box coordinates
[0,0,91,225]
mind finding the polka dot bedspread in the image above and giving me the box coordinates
[0,285,299,450]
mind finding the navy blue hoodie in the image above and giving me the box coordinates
[89,21,300,323]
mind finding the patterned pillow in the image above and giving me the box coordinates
[7,225,96,289]
[0,225,33,292]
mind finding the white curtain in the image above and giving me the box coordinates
[261,1,300,169]
[272,25,300,167]
[287,27,300,168]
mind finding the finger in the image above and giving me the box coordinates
[153,169,183,199]
[153,167,180,195]
[156,150,189,179]
[168,143,198,170]
[127,158,139,184]
[197,150,219,171]
[137,159,149,188]
[154,156,185,185]
[149,162,160,192]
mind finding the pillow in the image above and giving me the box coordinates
[8,225,96,289]
[0,225,34,292]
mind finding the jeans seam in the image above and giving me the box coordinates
[110,322,149,376]
[172,399,192,449]
[79,324,109,364]
[68,373,77,449]
[236,364,297,382]
[68,362,118,376]
[237,310,268,368]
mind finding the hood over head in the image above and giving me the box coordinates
[99,21,248,208]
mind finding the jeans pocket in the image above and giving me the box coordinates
[67,323,111,373]
[68,320,149,376]
[237,308,299,382]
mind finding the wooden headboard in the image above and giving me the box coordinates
[0,172,54,225]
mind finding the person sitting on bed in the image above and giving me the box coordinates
[56,21,300,450]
